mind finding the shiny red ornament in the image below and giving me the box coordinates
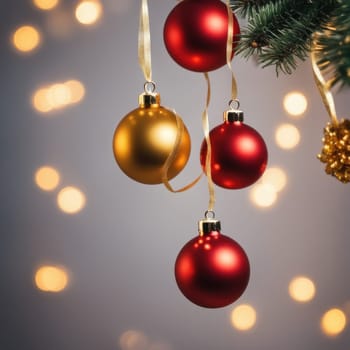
[163,0,240,72]
[200,117,268,189]
[175,220,250,308]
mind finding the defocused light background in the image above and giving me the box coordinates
[1,1,349,350]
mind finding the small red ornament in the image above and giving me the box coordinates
[175,214,250,308]
[200,105,268,189]
[163,0,240,72]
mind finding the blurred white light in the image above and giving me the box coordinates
[231,304,257,331]
[75,0,103,25]
[57,186,86,214]
[275,123,301,150]
[289,276,316,303]
[250,183,278,208]
[33,0,59,10]
[12,25,41,53]
[35,265,69,292]
[34,166,60,191]
[283,91,308,117]
[321,308,347,337]
[119,330,149,350]
[261,167,287,192]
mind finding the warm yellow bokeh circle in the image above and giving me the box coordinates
[289,276,316,303]
[231,304,257,331]
[35,265,69,292]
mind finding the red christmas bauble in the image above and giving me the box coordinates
[200,120,268,189]
[163,0,240,72]
[175,230,250,308]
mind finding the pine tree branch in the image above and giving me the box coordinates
[315,0,350,89]
[231,0,339,75]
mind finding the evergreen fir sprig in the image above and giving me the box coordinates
[230,0,276,17]
[231,0,346,84]
[315,0,350,89]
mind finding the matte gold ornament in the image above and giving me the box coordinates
[113,85,191,184]
[318,119,350,183]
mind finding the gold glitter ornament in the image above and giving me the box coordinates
[318,119,350,183]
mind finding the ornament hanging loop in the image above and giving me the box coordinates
[144,81,156,94]
[229,99,240,110]
[205,210,215,220]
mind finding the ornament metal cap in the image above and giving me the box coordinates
[224,109,244,122]
[198,211,221,235]
[139,92,161,107]
[139,81,161,107]
[224,99,244,122]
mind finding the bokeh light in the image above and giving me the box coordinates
[32,88,53,113]
[261,166,287,192]
[321,308,347,337]
[47,83,71,108]
[231,304,257,331]
[32,79,85,113]
[75,0,103,25]
[283,91,308,117]
[250,183,278,208]
[57,186,86,214]
[119,330,149,350]
[32,0,59,10]
[35,166,60,191]
[64,80,85,104]
[289,276,316,303]
[275,123,301,149]
[35,265,69,292]
[12,25,41,53]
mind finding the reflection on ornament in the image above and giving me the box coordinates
[113,88,191,184]
[200,107,268,189]
[175,214,250,308]
[318,119,350,183]
[163,0,240,72]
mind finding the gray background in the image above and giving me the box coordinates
[1,1,349,349]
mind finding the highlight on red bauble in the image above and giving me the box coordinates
[175,231,250,308]
[163,0,240,72]
[200,121,268,189]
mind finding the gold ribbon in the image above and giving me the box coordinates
[311,43,338,126]
[226,1,238,101]
[161,113,203,193]
[138,0,152,82]
[138,0,202,192]
[202,72,215,211]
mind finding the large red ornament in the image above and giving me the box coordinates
[175,217,250,308]
[200,109,268,189]
[163,0,240,72]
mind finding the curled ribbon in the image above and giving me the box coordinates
[202,72,215,211]
[138,0,202,192]
[312,40,350,183]
[311,43,338,126]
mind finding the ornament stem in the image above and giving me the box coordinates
[138,0,152,82]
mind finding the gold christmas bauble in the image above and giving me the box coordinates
[113,92,191,184]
